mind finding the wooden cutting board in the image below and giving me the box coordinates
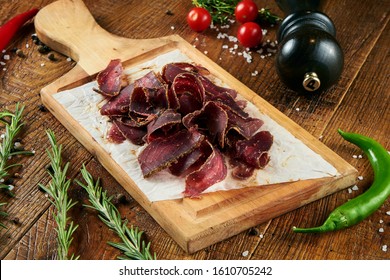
[36,0,357,253]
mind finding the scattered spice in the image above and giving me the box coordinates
[165,9,174,16]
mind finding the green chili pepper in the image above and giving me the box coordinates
[293,129,390,233]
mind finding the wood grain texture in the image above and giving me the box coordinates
[1,0,389,259]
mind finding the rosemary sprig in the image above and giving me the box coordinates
[0,103,34,228]
[76,165,156,260]
[192,0,239,24]
[257,8,283,25]
[0,103,34,194]
[39,130,79,260]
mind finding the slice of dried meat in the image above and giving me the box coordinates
[114,118,147,145]
[183,140,227,198]
[146,109,182,142]
[107,120,126,143]
[183,101,228,148]
[234,130,273,169]
[172,72,205,115]
[95,59,125,97]
[100,84,133,116]
[138,127,204,178]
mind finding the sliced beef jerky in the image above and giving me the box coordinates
[95,59,126,97]
[172,72,205,115]
[198,75,238,99]
[183,140,227,198]
[146,109,182,142]
[161,62,201,84]
[138,127,204,178]
[134,71,165,88]
[100,83,133,116]
[225,109,263,140]
[107,120,126,143]
[114,118,147,145]
[183,101,228,148]
[234,130,273,169]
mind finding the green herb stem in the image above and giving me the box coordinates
[39,130,79,260]
[0,103,33,228]
[192,0,239,24]
[76,165,156,260]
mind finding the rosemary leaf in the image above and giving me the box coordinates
[192,0,239,24]
[0,103,33,227]
[76,165,156,260]
[40,129,79,260]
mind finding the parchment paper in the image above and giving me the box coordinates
[54,50,339,201]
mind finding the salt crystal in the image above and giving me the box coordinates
[259,234,264,239]
[242,250,249,257]
[0,134,5,138]
[40,63,45,67]
[352,185,359,191]
[347,188,352,194]
[3,54,10,60]
[2,49,6,53]
[26,43,29,48]
[170,26,175,30]
[353,155,358,158]
[0,61,5,65]
[222,45,228,49]
[386,211,390,216]
[379,228,384,233]
[379,219,384,224]
[358,155,363,158]
[319,135,323,140]
[0,178,4,183]
[296,108,300,111]
[203,51,208,55]
[357,176,364,181]
[7,185,14,191]
[195,37,199,41]
[2,68,6,71]
[382,245,387,252]
[66,57,72,62]
[233,44,238,49]
[14,141,22,148]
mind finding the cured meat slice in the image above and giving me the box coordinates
[183,101,228,148]
[95,59,125,97]
[183,141,227,198]
[168,147,204,177]
[206,89,248,118]
[129,87,159,117]
[146,109,182,142]
[114,118,147,145]
[134,71,164,88]
[161,62,200,84]
[138,128,204,177]
[198,75,238,99]
[100,84,133,116]
[234,130,273,169]
[172,72,205,115]
[107,121,126,143]
[226,109,263,140]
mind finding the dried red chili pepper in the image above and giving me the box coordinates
[0,8,39,51]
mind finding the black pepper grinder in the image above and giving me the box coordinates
[275,0,343,93]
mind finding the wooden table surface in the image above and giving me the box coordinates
[0,0,389,260]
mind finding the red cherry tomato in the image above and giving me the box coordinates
[234,0,258,23]
[237,22,263,48]
[186,7,212,32]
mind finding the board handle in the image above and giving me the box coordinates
[34,0,176,75]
